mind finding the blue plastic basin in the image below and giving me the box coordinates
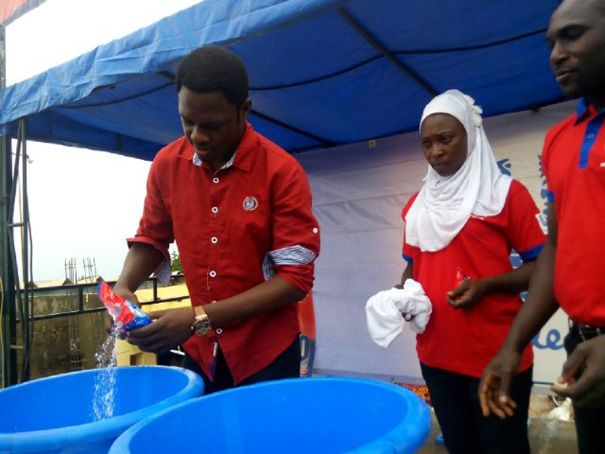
[110,377,430,453]
[0,366,203,453]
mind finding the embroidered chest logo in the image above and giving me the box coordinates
[243,196,259,211]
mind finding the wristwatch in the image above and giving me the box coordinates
[191,305,212,336]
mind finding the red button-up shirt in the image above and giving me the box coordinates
[129,122,320,383]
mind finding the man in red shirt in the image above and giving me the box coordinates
[114,46,320,393]
[479,1,605,452]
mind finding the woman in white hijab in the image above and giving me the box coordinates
[399,90,546,454]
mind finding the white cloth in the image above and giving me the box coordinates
[365,279,432,349]
[405,89,512,252]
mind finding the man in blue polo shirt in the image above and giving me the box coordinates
[478,0,605,452]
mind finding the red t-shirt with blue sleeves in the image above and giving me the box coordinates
[129,122,320,384]
[542,99,605,326]
[401,180,545,377]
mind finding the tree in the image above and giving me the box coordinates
[170,251,183,273]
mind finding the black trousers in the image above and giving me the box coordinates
[564,324,605,454]
[421,363,532,454]
[183,337,301,395]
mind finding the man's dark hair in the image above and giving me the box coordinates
[175,46,249,107]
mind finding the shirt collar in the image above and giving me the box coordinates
[191,121,256,172]
[192,149,236,169]
[575,98,604,124]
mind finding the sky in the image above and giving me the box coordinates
[5,0,202,281]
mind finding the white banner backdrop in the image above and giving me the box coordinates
[298,100,575,385]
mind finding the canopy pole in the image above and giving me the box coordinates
[337,8,438,97]
[0,22,18,388]
[18,118,32,382]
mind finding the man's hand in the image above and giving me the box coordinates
[447,278,488,310]
[106,284,141,338]
[478,348,522,419]
[126,307,195,353]
[552,335,605,408]
[112,284,140,306]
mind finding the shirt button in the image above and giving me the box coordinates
[209,270,217,278]
[211,206,219,214]
[211,236,218,244]
[212,177,220,184]
[312,227,319,234]
[587,133,596,139]
[215,328,223,335]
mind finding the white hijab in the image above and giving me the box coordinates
[404,89,512,252]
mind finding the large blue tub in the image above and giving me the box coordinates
[0,366,203,453]
[110,377,430,453]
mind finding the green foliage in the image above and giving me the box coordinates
[171,251,183,273]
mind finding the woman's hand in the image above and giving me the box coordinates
[447,278,489,310]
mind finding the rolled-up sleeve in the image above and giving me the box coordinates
[268,161,320,293]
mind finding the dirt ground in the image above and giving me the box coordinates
[418,394,578,454]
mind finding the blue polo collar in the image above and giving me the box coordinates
[575,98,604,124]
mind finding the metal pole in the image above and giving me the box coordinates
[20,119,30,381]
[0,22,18,387]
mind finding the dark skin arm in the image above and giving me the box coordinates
[395,263,413,289]
[394,264,417,320]
[126,275,304,353]
[115,243,305,353]
[397,251,536,310]
[447,261,537,310]
[107,243,164,336]
[114,242,165,305]
[479,202,559,418]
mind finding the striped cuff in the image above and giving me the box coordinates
[262,245,317,280]
[154,259,172,286]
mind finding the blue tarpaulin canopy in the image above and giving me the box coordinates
[0,0,563,160]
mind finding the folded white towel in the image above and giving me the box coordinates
[365,279,433,348]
